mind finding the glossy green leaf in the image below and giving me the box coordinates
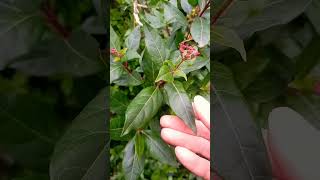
[125,26,141,51]
[155,64,174,83]
[123,140,144,180]
[110,61,124,83]
[212,26,247,61]
[191,17,210,47]
[110,26,121,50]
[143,130,178,166]
[144,12,165,29]
[164,81,196,132]
[212,62,271,179]
[135,133,145,158]
[144,26,168,64]
[50,87,108,180]
[122,87,163,135]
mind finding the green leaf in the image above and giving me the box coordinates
[122,50,141,62]
[125,26,141,51]
[173,69,187,81]
[191,17,210,47]
[113,70,143,86]
[163,3,188,27]
[110,116,132,141]
[212,26,247,61]
[11,30,102,77]
[50,87,108,180]
[140,51,160,82]
[110,91,129,115]
[164,81,196,133]
[123,140,144,180]
[143,130,178,166]
[144,26,168,64]
[181,0,193,14]
[155,64,174,83]
[212,62,271,179]
[110,26,121,50]
[122,87,163,135]
[110,61,124,83]
[135,132,145,158]
[179,56,209,74]
[190,0,199,7]
[144,12,165,29]
[0,0,42,70]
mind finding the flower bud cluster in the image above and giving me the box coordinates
[179,42,200,60]
[110,48,123,57]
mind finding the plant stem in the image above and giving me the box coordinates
[41,1,70,38]
[199,0,211,17]
[211,0,234,26]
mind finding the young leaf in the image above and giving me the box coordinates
[144,26,168,64]
[122,87,163,135]
[135,133,145,158]
[212,26,247,61]
[173,69,187,81]
[191,17,210,48]
[143,130,178,166]
[164,81,196,133]
[155,64,174,83]
[110,26,121,50]
[212,62,271,179]
[123,140,144,180]
[125,26,141,51]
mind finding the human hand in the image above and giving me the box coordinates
[160,95,210,180]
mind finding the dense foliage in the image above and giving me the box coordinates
[110,0,210,179]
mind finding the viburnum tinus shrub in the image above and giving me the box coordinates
[110,0,210,179]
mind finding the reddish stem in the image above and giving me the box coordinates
[211,0,234,26]
[199,1,211,17]
[41,2,70,38]
[122,61,132,73]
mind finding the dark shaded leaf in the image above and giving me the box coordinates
[50,87,108,180]
[11,30,102,77]
[212,62,271,179]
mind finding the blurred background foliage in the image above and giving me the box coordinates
[0,0,106,179]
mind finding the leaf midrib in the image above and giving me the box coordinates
[125,87,159,133]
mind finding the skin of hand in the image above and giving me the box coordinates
[160,95,210,180]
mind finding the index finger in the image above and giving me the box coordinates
[193,95,210,129]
